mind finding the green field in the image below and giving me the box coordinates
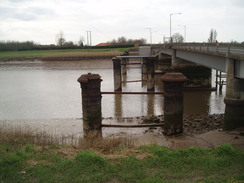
[0,48,130,60]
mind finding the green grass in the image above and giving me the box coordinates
[1,143,243,183]
[0,48,130,59]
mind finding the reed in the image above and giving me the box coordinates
[0,124,134,153]
[41,51,122,61]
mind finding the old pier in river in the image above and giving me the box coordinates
[78,45,244,137]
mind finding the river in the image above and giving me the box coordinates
[0,59,225,120]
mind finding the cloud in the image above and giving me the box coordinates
[0,0,243,44]
[7,0,30,2]
[0,5,55,21]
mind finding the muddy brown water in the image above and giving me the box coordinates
[0,59,225,120]
[2,59,240,149]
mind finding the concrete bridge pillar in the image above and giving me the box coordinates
[224,58,244,130]
[113,57,122,91]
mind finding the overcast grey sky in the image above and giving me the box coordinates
[0,0,244,45]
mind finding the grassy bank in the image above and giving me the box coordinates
[0,48,130,60]
[1,127,244,183]
[1,143,244,183]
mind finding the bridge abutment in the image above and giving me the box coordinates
[224,58,244,130]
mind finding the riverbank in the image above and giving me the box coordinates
[1,114,244,182]
[1,114,244,150]
[0,48,130,61]
[1,142,243,183]
[41,51,122,61]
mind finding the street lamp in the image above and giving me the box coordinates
[178,25,186,42]
[170,13,182,43]
[145,28,152,45]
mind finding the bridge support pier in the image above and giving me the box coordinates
[224,58,244,130]
[77,73,102,138]
[113,57,122,91]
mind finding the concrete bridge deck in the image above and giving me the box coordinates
[158,43,244,79]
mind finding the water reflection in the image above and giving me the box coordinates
[0,60,225,120]
[184,91,211,114]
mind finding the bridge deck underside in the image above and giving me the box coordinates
[161,49,227,72]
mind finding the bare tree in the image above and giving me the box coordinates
[208,29,217,43]
[77,36,85,47]
[56,31,65,46]
[117,36,127,44]
[172,33,184,43]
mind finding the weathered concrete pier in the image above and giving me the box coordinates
[78,71,188,137]
[77,73,102,138]
[224,58,244,130]
[112,57,122,91]
[161,72,188,135]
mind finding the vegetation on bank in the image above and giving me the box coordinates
[0,47,131,60]
[1,126,244,183]
[1,142,244,183]
[0,40,136,52]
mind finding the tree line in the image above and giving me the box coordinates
[1,29,243,51]
[107,36,146,45]
[0,40,83,51]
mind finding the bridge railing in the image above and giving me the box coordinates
[156,43,244,56]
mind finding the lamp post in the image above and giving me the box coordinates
[178,25,186,42]
[170,13,182,43]
[146,28,152,45]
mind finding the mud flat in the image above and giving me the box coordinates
[1,114,243,150]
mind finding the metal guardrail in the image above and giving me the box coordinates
[155,43,244,57]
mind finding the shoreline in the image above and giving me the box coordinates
[0,50,124,62]
[1,114,243,150]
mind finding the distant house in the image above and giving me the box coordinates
[96,43,109,46]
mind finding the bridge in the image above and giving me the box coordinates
[110,44,244,131]
[157,43,244,130]
[158,43,244,78]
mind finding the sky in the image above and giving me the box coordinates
[0,0,244,45]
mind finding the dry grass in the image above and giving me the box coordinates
[0,124,134,154]
[41,51,122,61]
